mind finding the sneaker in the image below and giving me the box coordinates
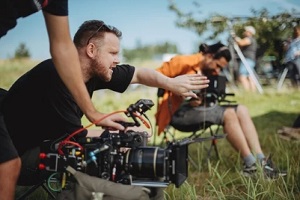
[241,155,287,179]
[241,163,257,177]
[261,156,287,179]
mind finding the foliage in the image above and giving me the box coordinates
[14,43,31,59]
[0,59,38,89]
[168,0,300,62]
[122,41,179,62]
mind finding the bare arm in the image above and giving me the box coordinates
[43,13,96,118]
[131,68,209,98]
[235,37,251,47]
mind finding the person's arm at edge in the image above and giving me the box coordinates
[42,12,102,124]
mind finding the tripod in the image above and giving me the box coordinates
[226,20,264,94]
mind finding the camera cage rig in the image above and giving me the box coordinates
[38,99,192,190]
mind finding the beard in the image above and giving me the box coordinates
[90,59,112,82]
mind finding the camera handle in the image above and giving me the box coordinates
[115,121,137,128]
[122,99,154,128]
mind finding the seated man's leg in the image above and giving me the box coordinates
[227,105,287,177]
[170,103,224,132]
[171,103,258,164]
[235,105,264,160]
[181,103,258,165]
[223,106,256,159]
[0,115,21,200]
[223,105,267,175]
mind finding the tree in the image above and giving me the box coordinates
[168,0,300,61]
[14,43,31,59]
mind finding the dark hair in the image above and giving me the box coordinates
[73,20,122,48]
[199,42,232,62]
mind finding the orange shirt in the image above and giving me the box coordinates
[155,53,204,135]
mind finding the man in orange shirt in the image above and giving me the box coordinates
[156,42,286,178]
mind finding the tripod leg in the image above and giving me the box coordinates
[277,67,289,90]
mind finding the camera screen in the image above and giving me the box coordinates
[206,75,226,95]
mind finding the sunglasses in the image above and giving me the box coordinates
[86,22,122,45]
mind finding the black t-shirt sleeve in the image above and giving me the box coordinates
[43,0,68,16]
[94,64,135,92]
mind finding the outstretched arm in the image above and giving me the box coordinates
[131,68,209,98]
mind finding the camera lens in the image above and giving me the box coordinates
[125,147,166,178]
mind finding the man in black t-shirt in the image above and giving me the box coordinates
[2,20,209,198]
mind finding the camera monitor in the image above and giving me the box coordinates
[206,75,227,96]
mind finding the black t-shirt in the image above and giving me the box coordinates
[0,0,68,38]
[2,59,135,155]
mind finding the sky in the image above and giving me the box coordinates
[0,0,300,60]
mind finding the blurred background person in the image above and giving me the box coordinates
[234,26,258,92]
[282,25,300,88]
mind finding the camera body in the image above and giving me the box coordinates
[41,130,189,188]
[40,99,189,188]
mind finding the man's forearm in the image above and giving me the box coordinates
[133,67,209,99]
[43,12,98,122]
[134,68,171,89]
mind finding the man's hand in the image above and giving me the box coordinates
[189,98,202,107]
[168,74,209,99]
[87,111,128,131]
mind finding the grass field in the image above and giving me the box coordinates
[1,59,300,199]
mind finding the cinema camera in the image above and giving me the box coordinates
[40,99,190,188]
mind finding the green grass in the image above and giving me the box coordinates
[1,59,300,199]
[90,87,300,200]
